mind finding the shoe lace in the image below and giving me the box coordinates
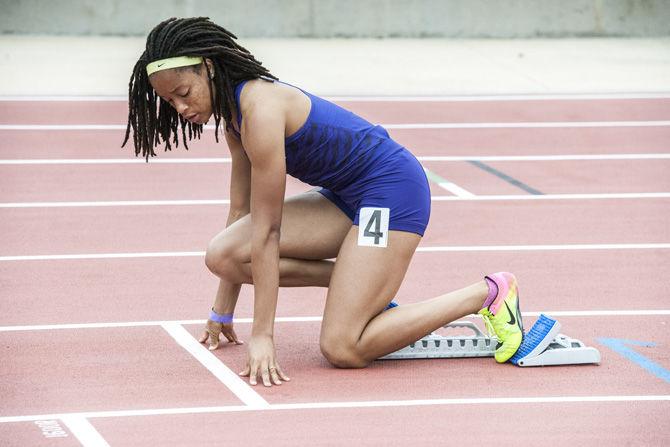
[481,310,510,342]
[480,313,496,337]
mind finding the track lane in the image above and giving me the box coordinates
[0,164,445,203]
[3,96,669,445]
[179,316,670,403]
[0,250,667,326]
[3,397,670,446]
[0,327,244,416]
[468,159,670,194]
[0,163,315,202]
[0,316,668,445]
[1,127,669,159]
[93,400,670,446]
[2,98,670,124]
[1,199,668,255]
[2,158,667,202]
[423,159,670,195]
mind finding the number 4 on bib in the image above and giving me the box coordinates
[358,207,390,247]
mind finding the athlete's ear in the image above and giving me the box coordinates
[204,58,215,79]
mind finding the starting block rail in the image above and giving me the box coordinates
[379,314,601,367]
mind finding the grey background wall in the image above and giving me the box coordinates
[1,0,669,37]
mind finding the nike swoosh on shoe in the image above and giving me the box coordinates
[504,301,516,325]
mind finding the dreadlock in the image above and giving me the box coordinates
[122,17,277,160]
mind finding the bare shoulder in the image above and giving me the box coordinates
[238,79,285,114]
[239,79,310,137]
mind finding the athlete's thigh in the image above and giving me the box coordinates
[320,226,421,340]
[211,189,352,261]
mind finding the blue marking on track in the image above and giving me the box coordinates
[597,338,670,384]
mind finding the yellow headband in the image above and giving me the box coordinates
[146,56,203,76]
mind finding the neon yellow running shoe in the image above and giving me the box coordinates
[478,272,524,363]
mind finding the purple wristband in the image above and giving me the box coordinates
[209,309,233,324]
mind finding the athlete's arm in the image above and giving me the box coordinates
[225,129,251,224]
[238,84,289,386]
[198,128,250,350]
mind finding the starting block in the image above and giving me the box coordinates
[379,314,600,367]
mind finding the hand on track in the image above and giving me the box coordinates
[198,319,243,351]
[239,334,290,386]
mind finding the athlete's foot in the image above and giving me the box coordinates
[478,272,524,363]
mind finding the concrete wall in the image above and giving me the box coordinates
[1,0,669,37]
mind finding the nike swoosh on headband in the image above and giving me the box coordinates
[146,56,203,76]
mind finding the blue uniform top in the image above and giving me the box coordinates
[233,80,405,193]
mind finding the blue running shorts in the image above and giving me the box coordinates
[318,149,431,237]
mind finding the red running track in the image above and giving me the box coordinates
[2,199,668,255]
[1,127,669,158]
[1,96,669,446]
[1,249,668,325]
[2,159,668,200]
[2,97,670,124]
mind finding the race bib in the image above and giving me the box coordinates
[358,207,390,248]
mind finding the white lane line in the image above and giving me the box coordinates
[0,158,232,165]
[161,322,269,409]
[431,192,670,201]
[335,95,670,101]
[0,320,204,331]
[328,93,670,101]
[385,121,670,129]
[0,311,667,333]
[2,121,669,131]
[0,251,205,261]
[422,167,475,197]
[3,243,668,262]
[2,154,669,165]
[0,96,129,102]
[2,193,670,208]
[416,243,670,252]
[437,182,476,197]
[0,125,127,130]
[0,199,231,208]
[60,416,110,447]
[2,93,670,101]
[525,310,670,317]
[0,317,322,332]
[418,154,670,162]
[1,395,668,423]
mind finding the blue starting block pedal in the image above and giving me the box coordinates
[509,314,601,366]
[379,314,600,367]
[509,314,561,365]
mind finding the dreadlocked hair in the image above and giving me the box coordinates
[122,17,277,160]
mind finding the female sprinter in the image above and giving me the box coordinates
[123,17,524,387]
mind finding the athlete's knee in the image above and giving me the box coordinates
[205,236,244,280]
[319,334,369,369]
